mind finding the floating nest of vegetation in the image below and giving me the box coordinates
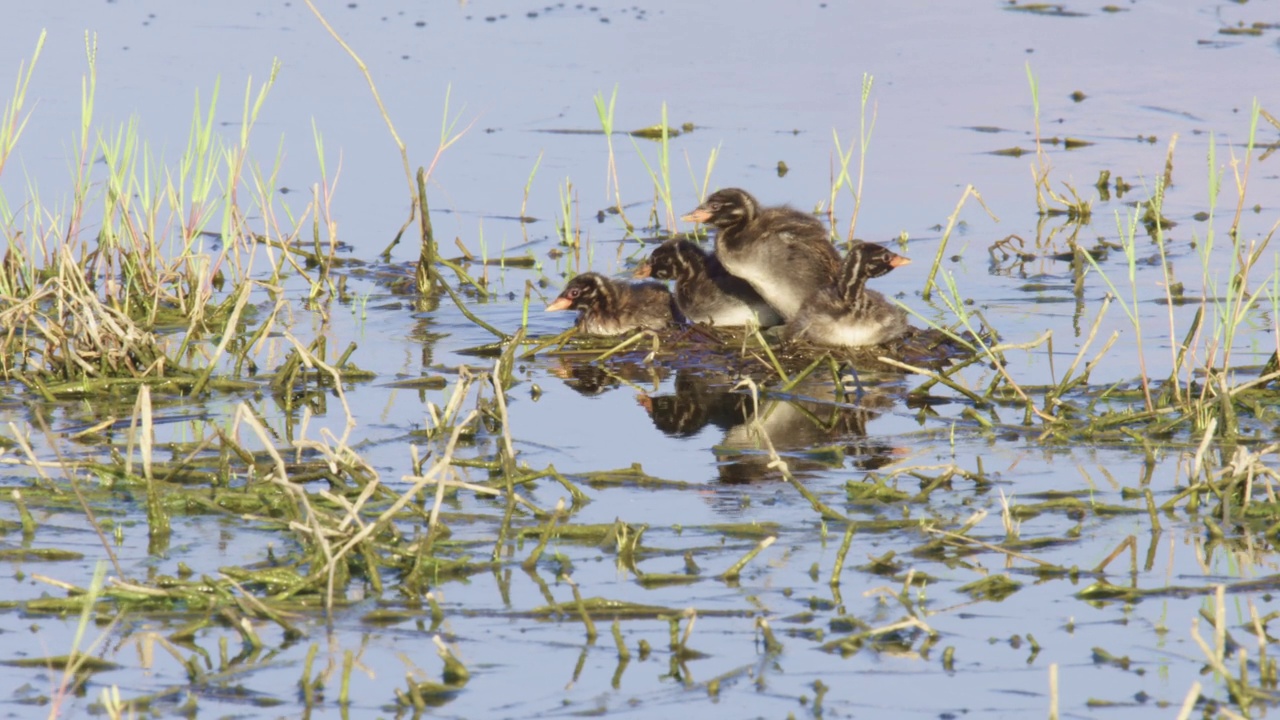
[462,318,990,393]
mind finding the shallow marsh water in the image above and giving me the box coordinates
[2,1,1280,718]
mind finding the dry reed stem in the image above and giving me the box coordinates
[283,331,355,434]
[877,356,986,406]
[923,526,1060,569]
[397,476,545,516]
[922,185,999,301]
[490,360,519,476]
[752,420,848,521]
[230,403,341,609]
[190,280,254,395]
[719,536,776,581]
[1055,296,1112,387]
[302,0,411,196]
[861,614,935,641]
[1173,682,1203,720]
[1189,417,1219,485]
[7,422,54,485]
[1048,663,1059,720]
[321,390,480,608]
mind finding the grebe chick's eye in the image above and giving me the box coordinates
[568,288,581,298]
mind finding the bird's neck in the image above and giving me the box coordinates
[716,219,751,250]
[715,202,756,249]
[677,254,708,281]
[840,260,868,302]
[592,282,621,314]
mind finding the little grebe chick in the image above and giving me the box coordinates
[635,239,783,327]
[682,188,840,320]
[546,272,682,335]
[785,243,913,348]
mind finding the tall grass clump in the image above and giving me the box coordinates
[913,70,1280,497]
[0,33,343,393]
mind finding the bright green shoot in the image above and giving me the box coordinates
[522,150,543,222]
[684,142,721,207]
[1187,103,1275,388]
[629,102,675,234]
[1025,63,1052,216]
[219,60,281,256]
[1081,203,1152,410]
[0,29,45,187]
[1272,255,1280,365]
[829,73,875,244]
[70,32,99,238]
[1227,98,1262,235]
[557,178,580,250]
[425,83,474,184]
[478,220,489,285]
[173,78,222,247]
[593,85,635,235]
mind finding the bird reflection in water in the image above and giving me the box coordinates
[551,358,668,397]
[640,370,906,482]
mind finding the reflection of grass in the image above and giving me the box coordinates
[51,564,116,717]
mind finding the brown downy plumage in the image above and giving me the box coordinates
[634,239,783,327]
[785,242,913,348]
[681,188,840,320]
[545,272,682,335]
